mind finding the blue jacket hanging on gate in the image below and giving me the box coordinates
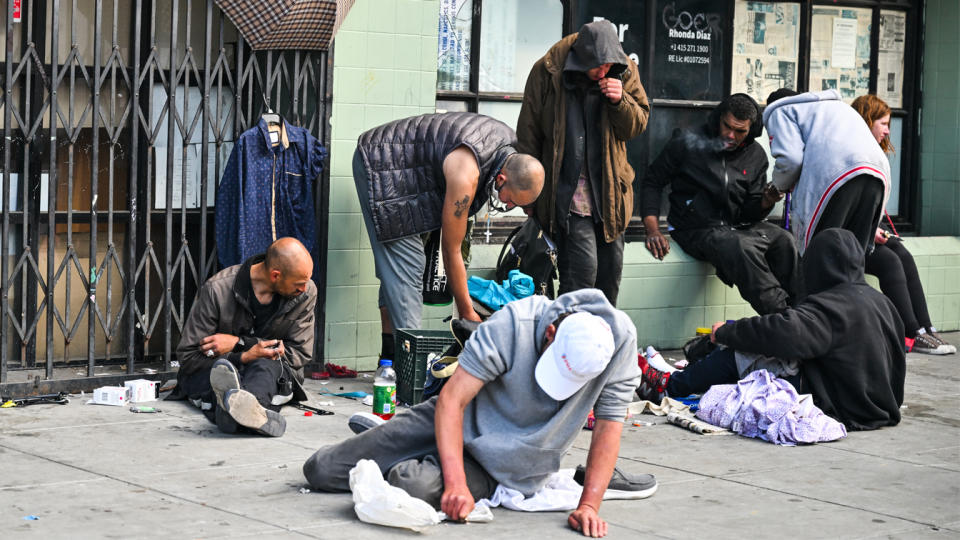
[216,118,326,269]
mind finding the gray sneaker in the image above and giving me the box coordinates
[574,465,658,498]
[222,388,286,437]
[210,359,242,409]
[348,411,386,434]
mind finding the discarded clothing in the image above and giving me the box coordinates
[666,412,730,435]
[476,468,655,512]
[627,396,691,417]
[467,269,535,311]
[696,369,847,445]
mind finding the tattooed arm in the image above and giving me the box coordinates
[440,146,481,322]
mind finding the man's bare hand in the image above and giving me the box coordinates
[875,227,889,245]
[240,339,285,363]
[200,334,240,358]
[761,183,784,209]
[645,230,670,260]
[460,308,482,323]
[710,321,725,343]
[568,504,608,537]
[599,77,622,104]
[440,484,474,522]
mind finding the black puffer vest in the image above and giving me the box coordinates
[357,112,517,241]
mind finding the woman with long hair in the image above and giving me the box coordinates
[851,95,955,355]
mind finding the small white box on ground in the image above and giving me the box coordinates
[125,379,157,403]
[91,386,129,406]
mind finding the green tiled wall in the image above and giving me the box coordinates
[920,0,960,235]
[325,0,442,371]
[325,1,960,370]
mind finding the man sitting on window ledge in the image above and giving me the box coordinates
[640,93,797,315]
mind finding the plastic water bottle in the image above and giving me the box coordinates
[372,359,396,420]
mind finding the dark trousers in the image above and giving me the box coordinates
[303,397,498,509]
[865,236,930,336]
[672,221,798,315]
[557,214,625,305]
[174,358,285,423]
[812,174,884,253]
[667,347,801,397]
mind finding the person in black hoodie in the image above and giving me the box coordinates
[641,94,797,315]
[637,228,905,431]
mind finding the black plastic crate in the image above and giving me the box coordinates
[394,328,456,406]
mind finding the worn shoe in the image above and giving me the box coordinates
[574,465,658,498]
[682,334,716,364]
[926,329,957,354]
[912,332,953,355]
[348,411,386,434]
[210,359,242,409]
[214,404,239,434]
[222,388,286,437]
[636,355,671,403]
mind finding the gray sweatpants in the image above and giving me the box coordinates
[302,397,498,508]
[353,149,425,331]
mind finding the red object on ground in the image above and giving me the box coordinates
[303,411,313,417]
[310,371,330,380]
[326,363,358,378]
[905,336,915,352]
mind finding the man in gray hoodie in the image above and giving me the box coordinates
[303,289,644,537]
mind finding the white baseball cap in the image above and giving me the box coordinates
[535,312,615,401]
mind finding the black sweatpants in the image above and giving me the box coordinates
[672,221,798,315]
[557,213,625,305]
[811,174,884,254]
[865,236,930,337]
[666,347,802,397]
[173,358,285,423]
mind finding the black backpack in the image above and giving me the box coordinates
[495,217,558,297]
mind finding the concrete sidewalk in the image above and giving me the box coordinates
[2,337,958,539]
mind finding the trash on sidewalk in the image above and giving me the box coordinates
[627,396,690,417]
[665,412,729,435]
[1,392,70,408]
[23,515,39,521]
[129,406,162,414]
[88,386,129,406]
[125,379,158,403]
[348,459,492,531]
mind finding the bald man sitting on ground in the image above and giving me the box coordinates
[169,237,317,437]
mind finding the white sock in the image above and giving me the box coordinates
[646,351,678,374]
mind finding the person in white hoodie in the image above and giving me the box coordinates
[763,88,890,255]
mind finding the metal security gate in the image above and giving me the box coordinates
[1,0,332,395]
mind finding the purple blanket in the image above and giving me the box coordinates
[696,369,847,445]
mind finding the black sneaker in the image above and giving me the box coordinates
[222,388,286,437]
[682,334,715,364]
[635,355,670,403]
[574,465,658,498]
[214,404,239,434]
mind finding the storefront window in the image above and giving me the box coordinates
[878,10,907,108]
[651,0,727,101]
[437,0,473,91]
[479,0,562,93]
[809,6,872,103]
[732,1,801,105]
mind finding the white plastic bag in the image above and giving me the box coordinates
[349,459,441,532]
[348,459,494,531]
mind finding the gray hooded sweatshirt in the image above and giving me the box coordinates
[457,288,640,496]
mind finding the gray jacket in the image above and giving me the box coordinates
[176,255,317,380]
[457,289,640,496]
[357,112,517,242]
[763,90,890,254]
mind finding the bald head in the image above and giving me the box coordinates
[502,153,545,196]
[264,237,313,296]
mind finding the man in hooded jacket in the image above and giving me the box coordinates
[637,228,905,431]
[641,93,797,315]
[516,20,650,305]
